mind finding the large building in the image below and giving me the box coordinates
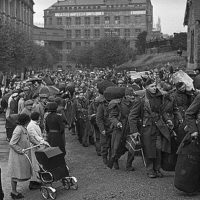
[184,0,200,70]
[34,0,153,67]
[0,0,34,35]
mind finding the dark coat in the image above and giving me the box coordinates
[185,93,200,134]
[45,112,65,154]
[129,90,182,158]
[96,101,111,134]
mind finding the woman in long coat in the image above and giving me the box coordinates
[8,114,31,199]
[45,102,65,155]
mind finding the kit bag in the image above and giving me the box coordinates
[174,137,200,193]
[103,87,125,101]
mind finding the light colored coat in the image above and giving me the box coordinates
[8,125,32,180]
[27,120,47,181]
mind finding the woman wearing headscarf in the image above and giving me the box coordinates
[8,114,31,199]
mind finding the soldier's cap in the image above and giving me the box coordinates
[25,100,34,106]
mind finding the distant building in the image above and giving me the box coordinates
[184,0,200,70]
[0,0,34,36]
[33,0,153,68]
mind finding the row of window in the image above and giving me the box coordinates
[65,28,141,38]
[46,15,142,26]
[51,4,144,11]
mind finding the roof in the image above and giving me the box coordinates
[46,0,148,9]
[51,0,104,7]
[184,0,200,25]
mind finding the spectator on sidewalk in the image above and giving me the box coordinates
[8,114,31,199]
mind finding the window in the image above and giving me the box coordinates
[114,16,120,24]
[76,42,81,47]
[49,17,52,25]
[190,30,194,63]
[94,29,100,38]
[84,29,91,38]
[135,29,141,33]
[85,17,90,25]
[124,29,130,37]
[114,29,120,36]
[44,18,47,25]
[85,41,90,46]
[66,42,72,50]
[57,17,62,25]
[94,16,100,25]
[105,16,110,24]
[75,17,81,25]
[75,30,81,38]
[105,29,111,37]
[124,16,130,24]
[74,7,77,10]
[66,17,71,25]
[66,30,72,38]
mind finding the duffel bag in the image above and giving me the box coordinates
[174,153,200,193]
[97,80,116,95]
[103,87,125,101]
[174,138,200,193]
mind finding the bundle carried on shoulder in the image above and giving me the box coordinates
[103,86,125,101]
[97,80,116,95]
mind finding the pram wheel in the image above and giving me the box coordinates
[69,177,78,190]
[62,178,70,190]
[48,187,57,200]
[41,187,49,199]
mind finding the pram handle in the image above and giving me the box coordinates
[22,144,42,152]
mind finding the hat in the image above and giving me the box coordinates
[18,113,30,126]
[55,97,63,106]
[46,102,58,112]
[25,100,33,106]
[39,86,50,98]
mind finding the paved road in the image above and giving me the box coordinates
[0,124,200,200]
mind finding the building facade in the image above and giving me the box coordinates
[0,0,34,35]
[184,0,200,70]
[37,0,153,67]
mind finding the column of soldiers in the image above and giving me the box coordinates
[2,67,200,183]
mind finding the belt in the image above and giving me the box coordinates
[49,129,59,133]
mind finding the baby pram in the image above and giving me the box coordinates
[25,146,78,200]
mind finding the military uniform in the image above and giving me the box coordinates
[88,100,101,155]
[96,97,112,165]
[108,98,135,170]
[129,90,182,177]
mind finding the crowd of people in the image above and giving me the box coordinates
[1,66,200,199]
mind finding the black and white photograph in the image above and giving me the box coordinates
[0,0,200,199]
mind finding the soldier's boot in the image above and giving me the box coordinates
[126,152,135,171]
[113,159,119,170]
[107,157,115,169]
[102,156,108,166]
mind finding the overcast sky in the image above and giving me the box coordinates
[33,0,187,35]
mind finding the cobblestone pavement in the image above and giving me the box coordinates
[1,125,200,200]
